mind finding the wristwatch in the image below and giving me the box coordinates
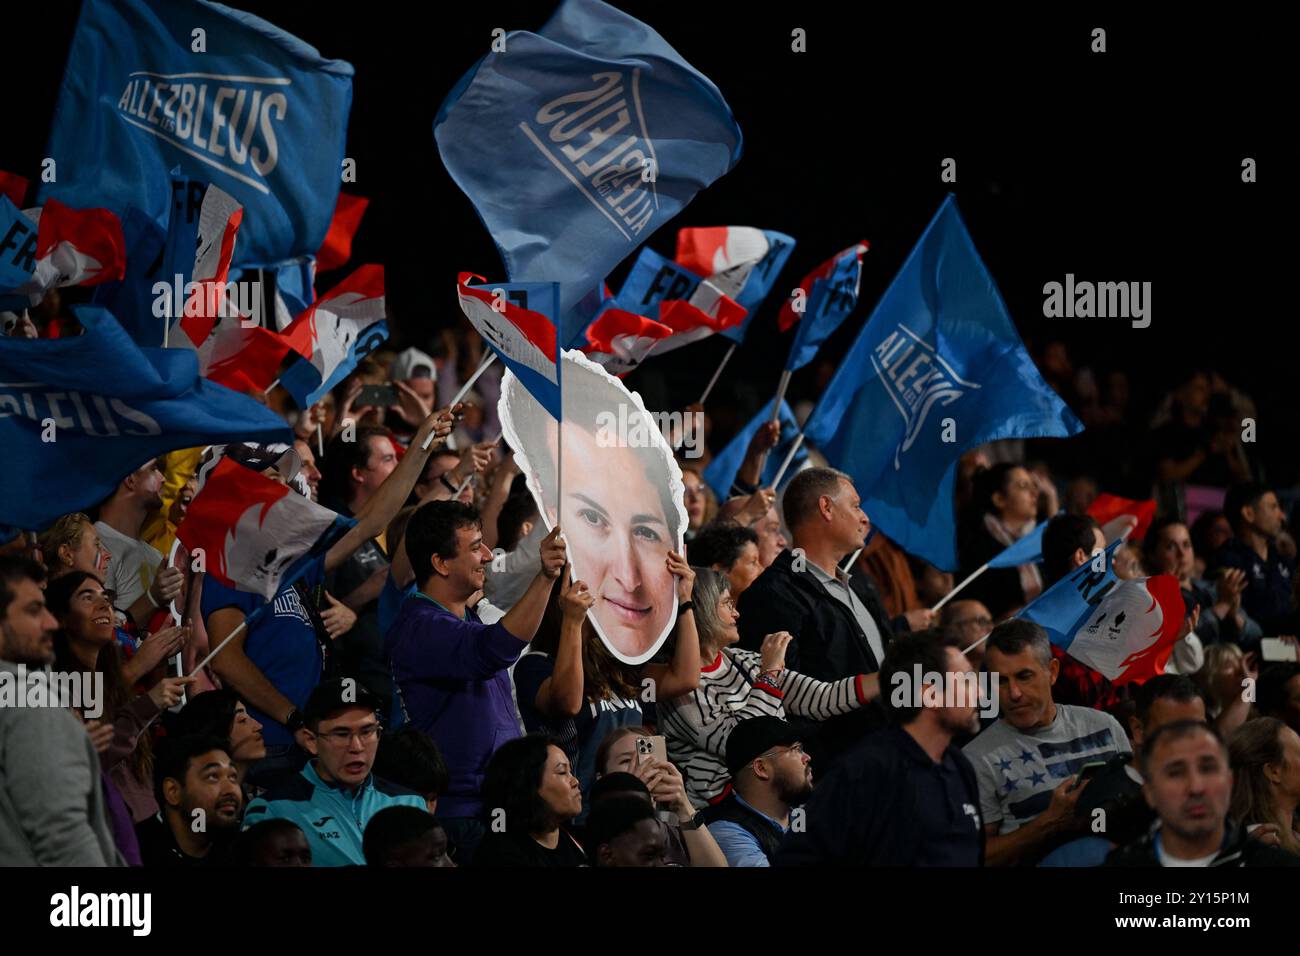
[284,708,305,733]
[679,813,706,831]
[677,601,695,616]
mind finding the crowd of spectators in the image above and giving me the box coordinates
[3,314,1299,869]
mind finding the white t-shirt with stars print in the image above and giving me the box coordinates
[963,704,1131,835]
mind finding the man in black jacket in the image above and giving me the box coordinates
[1106,720,1300,867]
[774,632,985,866]
[737,468,905,763]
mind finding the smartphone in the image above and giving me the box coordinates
[1261,638,1300,663]
[635,734,669,766]
[355,384,397,408]
[1070,760,1107,792]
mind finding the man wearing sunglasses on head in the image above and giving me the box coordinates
[242,679,425,866]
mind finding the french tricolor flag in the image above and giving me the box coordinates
[457,272,561,419]
[676,226,796,342]
[177,456,353,600]
[612,246,746,357]
[582,305,674,376]
[278,264,389,407]
[1018,540,1187,684]
[777,241,869,332]
[0,195,125,303]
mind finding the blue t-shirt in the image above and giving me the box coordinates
[200,557,327,747]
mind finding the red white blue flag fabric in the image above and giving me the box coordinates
[610,245,745,355]
[177,455,352,600]
[434,0,742,329]
[0,195,125,305]
[582,304,673,376]
[277,264,388,408]
[779,242,869,371]
[675,226,796,343]
[1017,540,1186,684]
[456,273,561,419]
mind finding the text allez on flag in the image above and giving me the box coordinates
[522,70,660,240]
[116,72,291,194]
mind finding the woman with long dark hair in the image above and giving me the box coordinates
[472,734,585,867]
[47,572,190,826]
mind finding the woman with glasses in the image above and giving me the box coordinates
[46,571,192,864]
[957,463,1050,619]
[657,568,879,808]
[473,734,586,867]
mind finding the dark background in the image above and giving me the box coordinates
[11,2,1295,478]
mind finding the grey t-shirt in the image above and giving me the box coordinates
[963,704,1131,834]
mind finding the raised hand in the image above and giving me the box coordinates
[540,526,567,579]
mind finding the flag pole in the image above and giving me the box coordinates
[768,431,806,488]
[962,630,993,656]
[452,432,502,499]
[263,378,280,396]
[316,421,325,458]
[166,539,186,711]
[697,342,737,405]
[189,619,248,676]
[770,369,792,424]
[423,352,498,451]
[930,562,989,614]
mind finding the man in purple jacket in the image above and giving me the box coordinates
[385,500,566,861]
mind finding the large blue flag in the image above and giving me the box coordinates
[38,0,353,269]
[434,0,742,326]
[802,196,1084,571]
[702,398,806,499]
[456,275,562,420]
[0,304,292,530]
[783,243,869,371]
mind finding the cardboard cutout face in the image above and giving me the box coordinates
[499,350,686,665]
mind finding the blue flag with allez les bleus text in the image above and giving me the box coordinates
[802,196,1083,571]
[38,0,353,268]
[434,0,742,344]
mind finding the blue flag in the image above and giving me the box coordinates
[39,0,353,269]
[702,399,805,499]
[434,0,742,320]
[456,274,562,420]
[90,205,167,346]
[0,304,292,530]
[783,243,868,371]
[802,196,1084,571]
[1016,541,1122,649]
[987,521,1047,569]
[722,229,797,344]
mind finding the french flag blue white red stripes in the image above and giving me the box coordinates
[177,456,353,600]
[456,272,561,419]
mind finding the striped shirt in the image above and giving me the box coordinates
[659,647,869,808]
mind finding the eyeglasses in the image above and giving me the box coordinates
[754,742,804,762]
[314,724,382,745]
[955,617,993,630]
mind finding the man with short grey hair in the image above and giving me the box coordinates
[736,468,909,767]
[964,619,1130,866]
